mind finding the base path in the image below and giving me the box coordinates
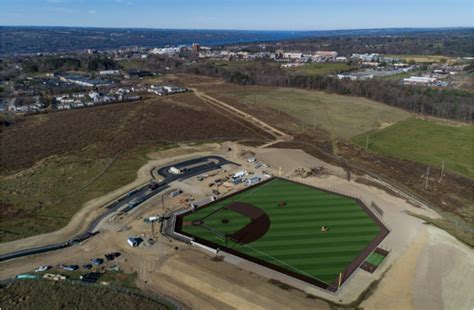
[225,202,270,244]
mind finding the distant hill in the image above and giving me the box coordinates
[0,26,472,55]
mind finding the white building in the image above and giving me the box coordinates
[99,70,120,76]
[150,47,181,56]
[284,52,303,60]
[337,72,374,81]
[314,51,338,61]
[403,76,437,85]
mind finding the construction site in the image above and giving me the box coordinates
[1,78,473,310]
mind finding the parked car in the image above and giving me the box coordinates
[105,252,121,261]
[91,258,104,266]
[34,265,50,272]
[82,264,93,270]
[148,182,159,190]
[66,239,81,246]
[80,272,101,283]
[61,264,79,271]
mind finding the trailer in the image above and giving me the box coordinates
[127,237,141,247]
[246,176,261,186]
[169,189,183,198]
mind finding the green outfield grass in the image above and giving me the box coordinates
[352,118,474,179]
[180,178,381,285]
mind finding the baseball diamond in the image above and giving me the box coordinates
[175,178,389,291]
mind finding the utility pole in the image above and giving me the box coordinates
[424,167,430,189]
[439,160,445,182]
[365,135,369,151]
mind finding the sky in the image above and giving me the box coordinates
[0,0,473,30]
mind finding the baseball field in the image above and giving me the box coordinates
[176,178,388,290]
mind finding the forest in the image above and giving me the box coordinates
[20,55,119,73]
[237,28,474,57]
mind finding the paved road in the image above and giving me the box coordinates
[0,156,237,263]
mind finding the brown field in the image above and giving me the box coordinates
[0,93,272,173]
[172,75,411,139]
[0,280,171,310]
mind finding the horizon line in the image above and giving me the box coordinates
[1,25,473,32]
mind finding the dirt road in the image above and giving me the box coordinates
[190,88,292,144]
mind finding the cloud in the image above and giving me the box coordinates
[88,9,97,15]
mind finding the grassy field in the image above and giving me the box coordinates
[352,118,474,179]
[117,58,148,70]
[0,145,172,242]
[212,86,411,139]
[180,178,381,284]
[285,63,356,76]
[385,54,453,64]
